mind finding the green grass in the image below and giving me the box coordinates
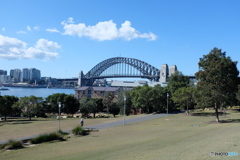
[0,140,23,150]
[1,110,240,160]
[72,126,88,136]
[31,133,64,144]
[0,115,139,142]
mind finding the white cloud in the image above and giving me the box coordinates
[0,34,60,60]
[17,31,27,34]
[46,28,60,33]
[35,39,61,51]
[61,18,157,41]
[27,26,31,31]
[33,26,39,30]
[67,17,74,23]
[2,28,5,31]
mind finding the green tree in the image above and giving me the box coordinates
[16,96,43,120]
[102,92,114,116]
[167,71,190,94]
[45,93,79,116]
[45,93,66,114]
[85,98,99,118]
[117,90,132,115]
[79,98,93,117]
[195,47,239,122]
[0,95,19,121]
[236,85,240,107]
[130,84,151,113]
[172,87,195,114]
[109,102,120,117]
[62,95,80,116]
[149,84,166,113]
[130,84,166,113]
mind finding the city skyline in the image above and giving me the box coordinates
[1,0,240,79]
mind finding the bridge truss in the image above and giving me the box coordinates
[81,57,160,86]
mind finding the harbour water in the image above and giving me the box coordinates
[0,87,75,98]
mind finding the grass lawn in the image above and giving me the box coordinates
[1,110,240,160]
[0,114,144,142]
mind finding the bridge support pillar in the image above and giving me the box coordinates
[160,64,169,83]
[78,71,84,87]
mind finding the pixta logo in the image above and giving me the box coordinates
[210,152,238,157]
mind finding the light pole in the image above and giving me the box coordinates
[167,93,169,115]
[123,96,126,125]
[58,102,61,132]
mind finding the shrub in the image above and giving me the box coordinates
[31,133,64,144]
[72,126,88,136]
[58,130,69,135]
[1,140,23,150]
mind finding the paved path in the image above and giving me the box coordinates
[83,113,168,130]
[0,114,168,145]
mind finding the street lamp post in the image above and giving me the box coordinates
[167,93,169,115]
[58,102,61,132]
[123,96,126,125]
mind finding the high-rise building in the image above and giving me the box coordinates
[0,75,11,83]
[22,68,29,82]
[29,68,41,81]
[0,70,6,75]
[10,69,14,78]
[13,69,21,83]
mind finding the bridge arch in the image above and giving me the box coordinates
[85,57,160,79]
[79,57,160,86]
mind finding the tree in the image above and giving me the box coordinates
[45,93,79,116]
[130,84,152,113]
[0,95,19,121]
[45,93,66,114]
[109,102,120,117]
[236,85,240,107]
[195,47,239,122]
[172,87,195,114]
[116,90,132,115]
[16,95,43,120]
[167,71,190,94]
[85,98,99,118]
[149,84,166,113]
[79,98,96,117]
[102,92,114,116]
[130,84,167,113]
[62,95,79,116]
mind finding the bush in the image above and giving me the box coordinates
[0,140,23,150]
[31,133,64,144]
[72,126,88,136]
[58,130,69,135]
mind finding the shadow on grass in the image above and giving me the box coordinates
[12,121,33,125]
[190,112,226,116]
[220,119,240,123]
[0,120,33,126]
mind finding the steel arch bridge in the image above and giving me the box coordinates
[78,57,161,86]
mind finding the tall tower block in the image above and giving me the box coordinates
[160,64,169,83]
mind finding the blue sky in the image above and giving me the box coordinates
[0,0,239,79]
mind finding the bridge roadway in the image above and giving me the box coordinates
[57,76,240,84]
[0,113,168,145]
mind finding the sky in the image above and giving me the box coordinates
[0,0,240,79]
